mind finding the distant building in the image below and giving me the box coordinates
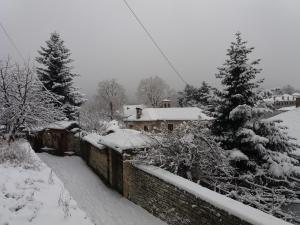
[264,94,296,109]
[123,100,212,132]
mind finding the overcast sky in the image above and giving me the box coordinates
[1,0,300,99]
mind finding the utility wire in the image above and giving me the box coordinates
[0,22,26,62]
[0,21,62,105]
[121,0,188,85]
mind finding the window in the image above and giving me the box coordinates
[167,124,173,131]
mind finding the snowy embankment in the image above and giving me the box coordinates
[0,140,93,225]
[271,108,300,157]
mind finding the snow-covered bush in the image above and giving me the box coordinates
[137,121,232,185]
[0,140,38,169]
[79,99,124,135]
[58,188,72,218]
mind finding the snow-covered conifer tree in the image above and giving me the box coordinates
[211,32,300,221]
[178,82,216,113]
[36,32,85,120]
[178,84,199,107]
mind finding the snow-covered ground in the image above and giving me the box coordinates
[0,141,93,225]
[39,153,166,225]
[271,107,300,156]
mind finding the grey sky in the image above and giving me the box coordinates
[1,0,300,99]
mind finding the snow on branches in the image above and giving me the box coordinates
[211,32,300,222]
[0,58,64,141]
[137,121,232,184]
[36,32,85,120]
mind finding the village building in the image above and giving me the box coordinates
[123,100,212,132]
[264,94,297,109]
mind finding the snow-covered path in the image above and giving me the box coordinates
[38,153,166,225]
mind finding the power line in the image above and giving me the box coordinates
[0,21,62,105]
[121,0,188,85]
[0,22,26,62]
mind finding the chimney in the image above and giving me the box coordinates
[296,97,300,108]
[136,107,142,119]
[160,99,171,108]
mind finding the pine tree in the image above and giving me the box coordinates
[197,81,213,106]
[212,32,263,148]
[178,82,215,113]
[36,32,85,120]
[178,84,199,107]
[212,33,300,221]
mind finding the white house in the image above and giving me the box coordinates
[123,102,212,132]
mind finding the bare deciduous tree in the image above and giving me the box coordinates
[0,58,64,142]
[136,76,170,107]
[96,79,127,120]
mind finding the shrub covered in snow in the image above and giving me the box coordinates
[137,121,233,187]
[0,140,39,169]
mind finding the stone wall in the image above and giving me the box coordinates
[123,162,290,225]
[89,145,109,181]
[67,133,81,155]
[80,138,124,193]
[28,128,291,225]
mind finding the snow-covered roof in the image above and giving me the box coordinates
[46,121,78,130]
[30,120,78,132]
[98,129,152,152]
[264,94,295,103]
[136,163,291,225]
[83,133,105,149]
[124,107,212,122]
[123,104,145,117]
[292,93,300,97]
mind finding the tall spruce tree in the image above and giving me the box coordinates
[212,32,263,148]
[212,33,300,221]
[36,32,84,120]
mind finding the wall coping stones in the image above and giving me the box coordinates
[134,162,292,225]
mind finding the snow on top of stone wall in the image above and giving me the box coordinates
[135,163,292,225]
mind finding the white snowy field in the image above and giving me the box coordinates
[39,153,167,225]
[0,140,93,225]
[271,107,300,156]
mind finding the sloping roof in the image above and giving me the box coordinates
[124,107,212,122]
[123,104,145,118]
[46,121,78,130]
[31,120,78,132]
